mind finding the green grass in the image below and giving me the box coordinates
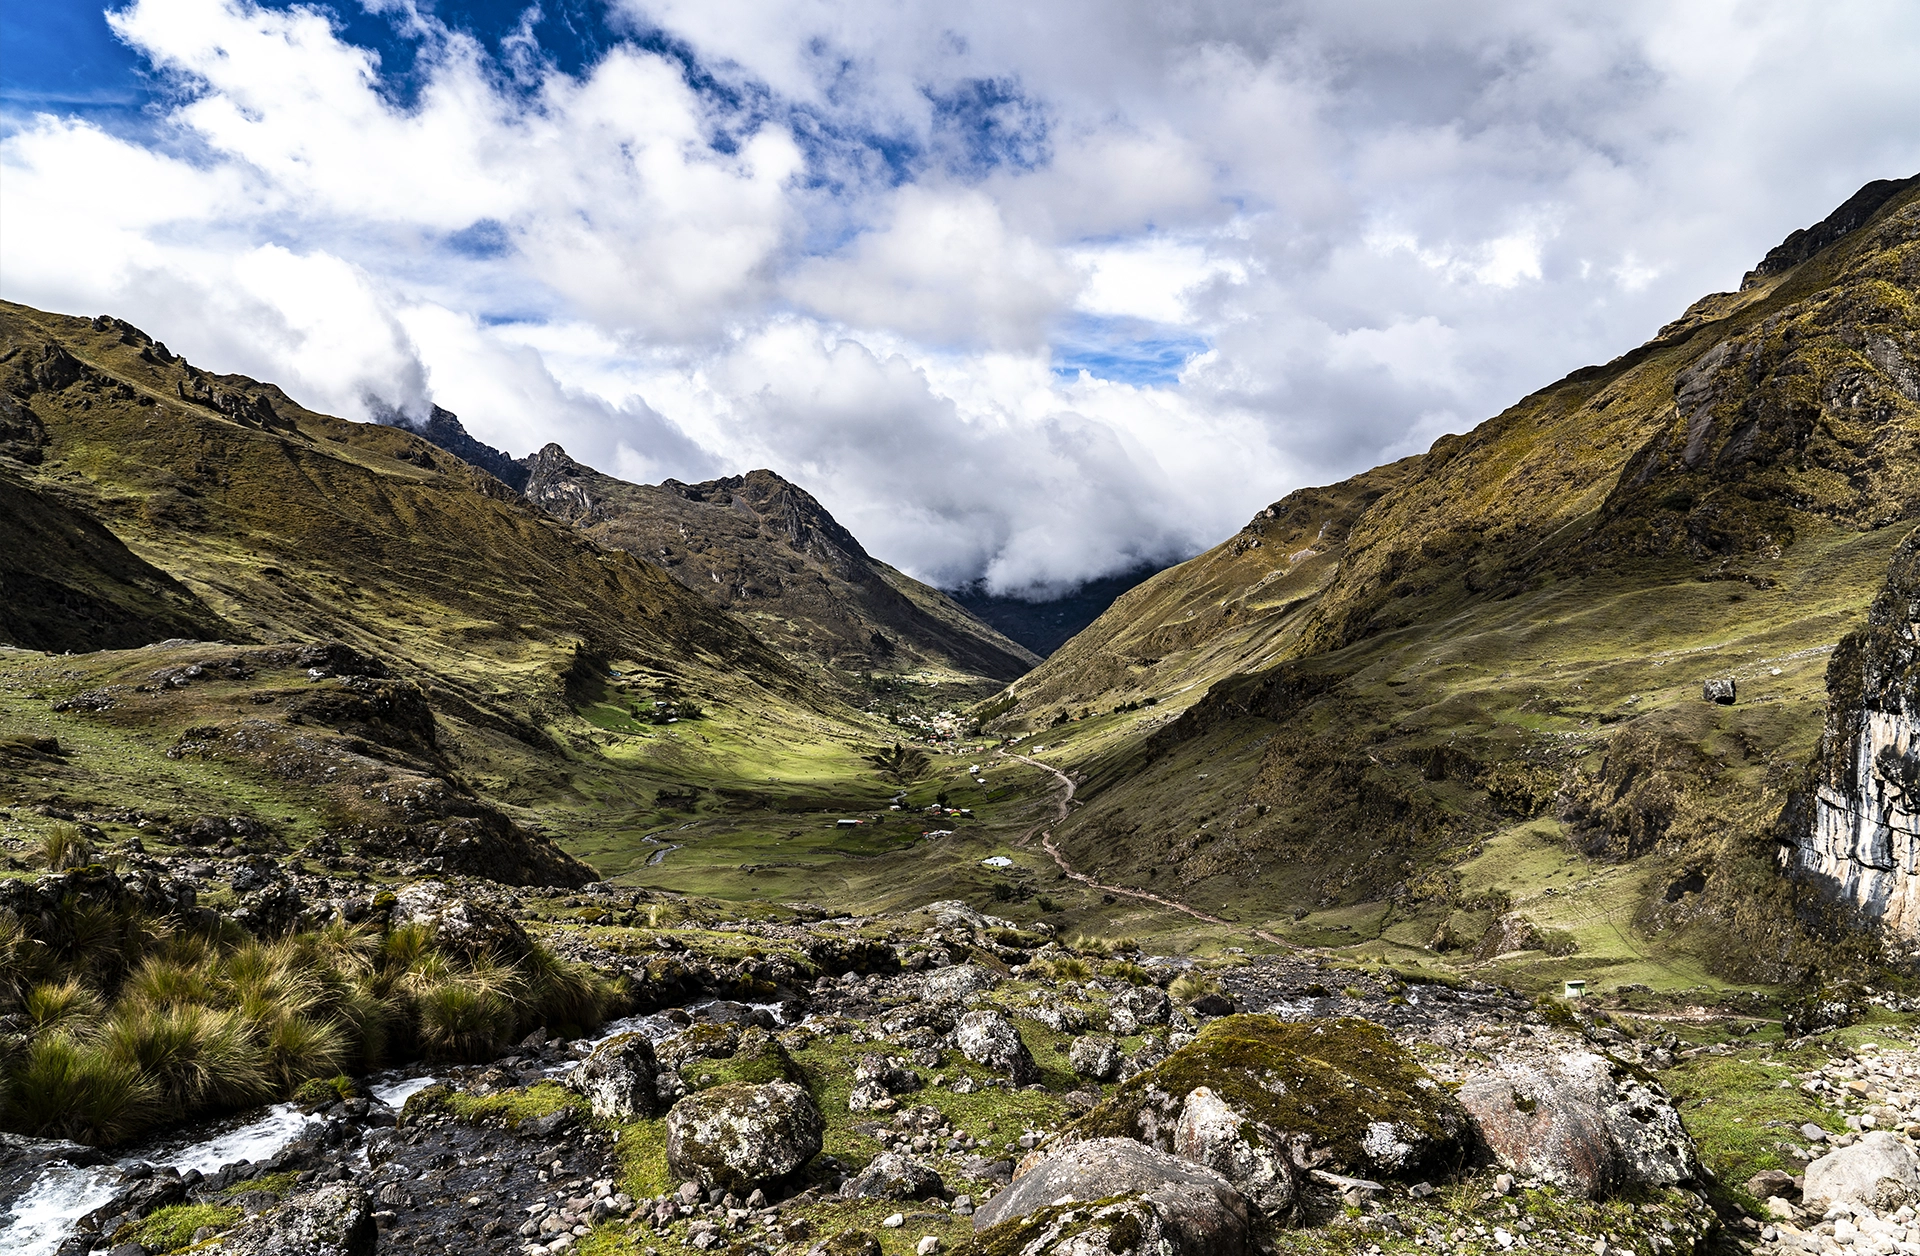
[114,1202,241,1252]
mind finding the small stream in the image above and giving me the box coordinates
[0,1073,437,1256]
[1,999,786,1252]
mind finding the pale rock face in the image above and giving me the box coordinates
[1804,1131,1920,1210]
[1172,1086,1297,1215]
[1795,710,1920,934]
[1785,536,1920,941]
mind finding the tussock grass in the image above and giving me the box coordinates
[1168,973,1223,1004]
[0,897,621,1146]
[42,822,95,871]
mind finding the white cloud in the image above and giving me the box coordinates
[5,0,1920,598]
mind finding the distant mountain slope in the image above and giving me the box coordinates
[950,564,1170,659]
[991,173,1920,987]
[517,443,1040,686]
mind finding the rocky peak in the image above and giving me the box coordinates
[414,406,531,493]
[1743,173,1920,288]
[660,469,871,569]
[522,442,608,525]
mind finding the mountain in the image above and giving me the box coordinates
[950,563,1171,659]
[983,172,1920,987]
[0,300,878,886]
[406,430,1041,689]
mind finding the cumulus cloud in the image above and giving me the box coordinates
[5,0,1920,597]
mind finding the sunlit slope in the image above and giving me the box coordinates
[992,457,1415,723]
[991,174,1920,988]
[0,301,899,879]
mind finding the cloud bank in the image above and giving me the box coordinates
[5,0,1920,595]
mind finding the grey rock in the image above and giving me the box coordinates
[971,1137,1249,1256]
[569,1032,659,1120]
[218,1183,376,1256]
[1068,1034,1122,1082]
[1173,1085,1298,1215]
[1803,1130,1920,1210]
[1458,1050,1698,1198]
[1703,677,1737,705]
[839,1152,945,1200]
[387,880,530,959]
[665,1080,825,1191]
[953,1010,1038,1085]
[848,1053,919,1112]
[1108,986,1171,1035]
[922,965,999,1004]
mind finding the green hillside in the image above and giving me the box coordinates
[973,173,1920,992]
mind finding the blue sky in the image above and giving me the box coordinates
[5,1,1920,595]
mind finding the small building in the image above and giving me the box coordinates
[836,819,861,828]
[1563,979,1587,999]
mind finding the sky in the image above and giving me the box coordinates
[5,2,1920,598]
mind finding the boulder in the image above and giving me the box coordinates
[1109,986,1171,1035]
[971,1138,1249,1256]
[839,1152,946,1200]
[568,1032,659,1120]
[953,1010,1038,1085]
[848,1053,919,1112]
[1803,1131,1920,1210]
[665,1081,825,1191]
[1174,1085,1298,1215]
[1457,1050,1698,1198]
[1070,1016,1469,1180]
[1069,1035,1122,1082]
[218,1183,376,1256]
[387,881,530,959]
[1704,677,1737,705]
[922,965,999,1003]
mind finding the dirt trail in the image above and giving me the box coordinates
[1005,753,1296,951]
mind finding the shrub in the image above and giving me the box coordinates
[1101,961,1154,987]
[416,980,511,1061]
[101,1003,267,1113]
[1069,934,1114,958]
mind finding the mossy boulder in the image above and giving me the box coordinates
[1068,1015,1469,1180]
[219,1182,375,1256]
[664,1080,824,1191]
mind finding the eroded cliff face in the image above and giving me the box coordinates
[1788,533,1920,937]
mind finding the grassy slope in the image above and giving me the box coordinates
[977,179,1920,991]
[0,302,935,885]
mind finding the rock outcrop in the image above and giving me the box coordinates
[971,1138,1251,1256]
[1785,532,1920,940]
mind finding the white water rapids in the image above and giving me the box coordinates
[0,1074,436,1256]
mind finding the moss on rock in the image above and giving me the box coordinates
[1069,1015,1469,1178]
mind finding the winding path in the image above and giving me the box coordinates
[1004,753,1295,951]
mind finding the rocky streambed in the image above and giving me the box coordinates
[8,892,1918,1256]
